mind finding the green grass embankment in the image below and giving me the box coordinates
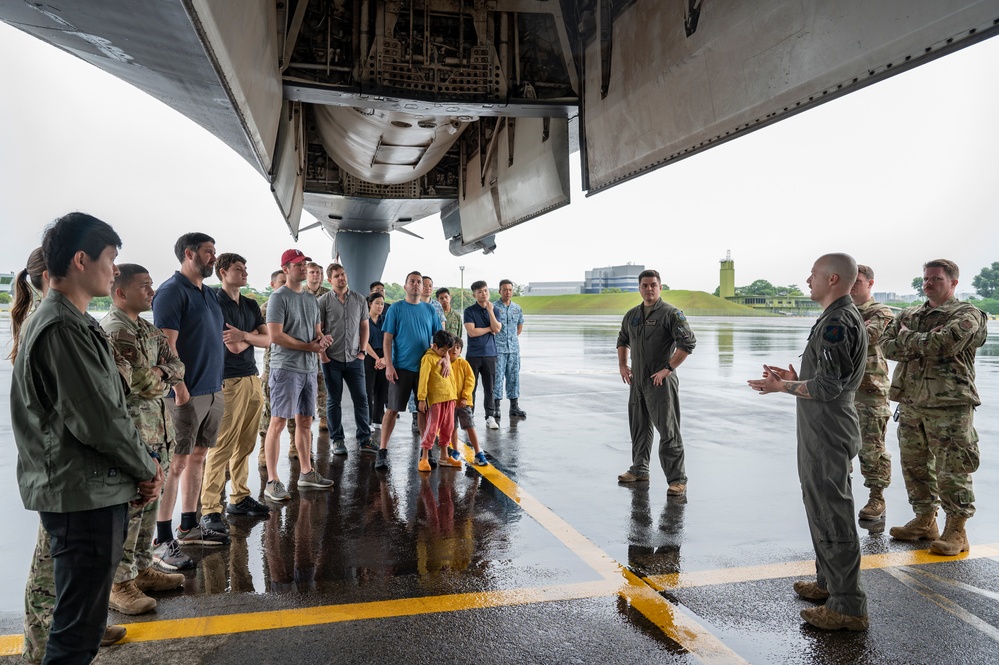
[516,291,767,316]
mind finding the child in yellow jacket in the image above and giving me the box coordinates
[448,338,488,466]
[417,330,457,472]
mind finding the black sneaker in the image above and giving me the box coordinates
[227,496,270,517]
[375,448,389,470]
[411,412,420,434]
[201,512,228,534]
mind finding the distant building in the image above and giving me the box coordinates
[873,291,900,303]
[719,253,820,315]
[0,272,14,295]
[583,263,644,294]
[523,281,583,296]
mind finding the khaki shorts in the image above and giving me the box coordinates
[166,391,225,455]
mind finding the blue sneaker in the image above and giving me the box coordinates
[474,451,488,466]
[449,448,462,462]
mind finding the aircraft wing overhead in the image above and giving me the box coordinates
[4,0,999,265]
[578,0,999,194]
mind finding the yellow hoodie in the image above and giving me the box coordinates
[450,356,474,407]
[418,348,458,405]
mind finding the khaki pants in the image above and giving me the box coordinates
[201,376,264,514]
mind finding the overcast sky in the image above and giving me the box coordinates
[1,22,997,295]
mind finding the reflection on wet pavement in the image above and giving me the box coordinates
[0,315,997,663]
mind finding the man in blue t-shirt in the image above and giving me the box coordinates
[153,232,228,549]
[464,280,502,429]
[378,271,444,470]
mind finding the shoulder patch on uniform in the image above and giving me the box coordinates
[960,319,974,330]
[823,325,845,343]
[677,311,687,323]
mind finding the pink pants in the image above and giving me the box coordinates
[422,400,456,450]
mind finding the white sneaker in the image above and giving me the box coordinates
[485,416,499,430]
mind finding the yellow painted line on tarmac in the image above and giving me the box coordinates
[643,543,999,591]
[455,442,749,664]
[0,581,617,655]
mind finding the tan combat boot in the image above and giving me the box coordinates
[134,567,184,592]
[858,488,886,520]
[109,580,157,615]
[929,515,969,556]
[101,625,127,647]
[889,510,939,541]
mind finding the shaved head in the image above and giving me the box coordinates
[808,253,858,306]
[817,253,858,286]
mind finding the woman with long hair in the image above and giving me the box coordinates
[7,247,47,362]
[364,292,389,428]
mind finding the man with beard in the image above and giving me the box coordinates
[153,233,229,549]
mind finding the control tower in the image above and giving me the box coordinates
[719,250,735,298]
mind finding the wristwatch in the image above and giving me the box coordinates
[665,363,674,372]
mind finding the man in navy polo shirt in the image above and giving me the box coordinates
[153,232,229,549]
[464,280,502,429]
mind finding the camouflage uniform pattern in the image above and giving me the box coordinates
[102,309,183,575]
[22,310,183,663]
[22,525,53,664]
[881,296,988,518]
[854,299,893,489]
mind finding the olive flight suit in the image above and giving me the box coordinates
[797,295,868,617]
[617,299,696,483]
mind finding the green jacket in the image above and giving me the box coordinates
[11,290,159,512]
[881,296,988,408]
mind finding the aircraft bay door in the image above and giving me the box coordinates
[578,0,999,194]
[449,116,571,253]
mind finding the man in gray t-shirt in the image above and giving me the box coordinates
[261,249,335,502]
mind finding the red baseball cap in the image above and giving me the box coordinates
[281,248,311,266]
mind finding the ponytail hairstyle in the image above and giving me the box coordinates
[8,247,47,362]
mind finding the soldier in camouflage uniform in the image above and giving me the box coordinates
[850,265,894,520]
[881,259,988,556]
[101,265,189,612]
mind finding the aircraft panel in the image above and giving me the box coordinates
[0,0,262,174]
[458,117,571,244]
[190,0,282,174]
[580,0,999,193]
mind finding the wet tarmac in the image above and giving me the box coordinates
[0,314,997,664]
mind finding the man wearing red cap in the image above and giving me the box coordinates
[261,249,334,501]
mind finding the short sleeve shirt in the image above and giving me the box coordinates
[494,300,524,354]
[317,290,369,362]
[266,286,320,375]
[152,271,225,397]
[217,289,265,378]
[464,303,496,357]
[383,300,441,372]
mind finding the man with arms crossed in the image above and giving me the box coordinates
[882,259,987,555]
[305,261,331,430]
[749,253,868,632]
[849,264,894,520]
[617,269,695,496]
[102,264,188,614]
[11,213,162,662]
[378,271,445,470]
[263,249,334,500]
[464,280,502,429]
[318,262,372,456]
[201,253,271,533]
[153,232,228,546]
